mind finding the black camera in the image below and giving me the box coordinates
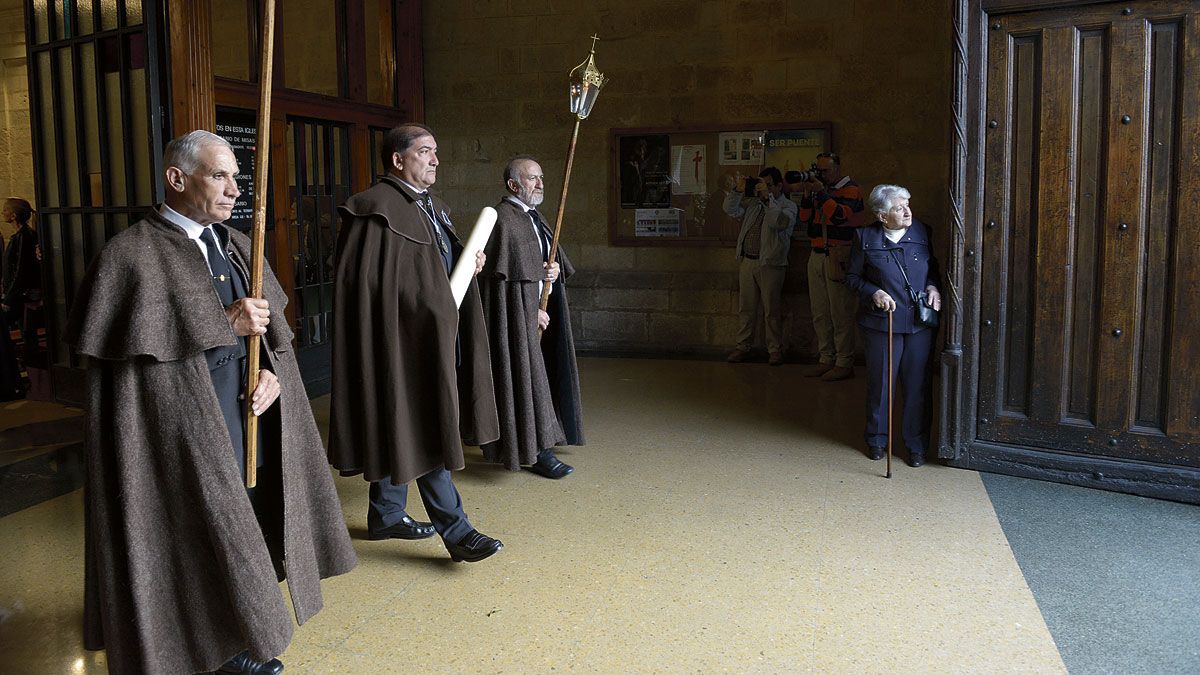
[791,163,825,183]
[742,176,761,194]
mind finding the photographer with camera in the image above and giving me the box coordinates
[723,166,797,366]
[796,152,865,381]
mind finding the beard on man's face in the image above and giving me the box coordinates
[520,187,544,206]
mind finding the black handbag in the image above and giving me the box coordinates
[890,249,939,329]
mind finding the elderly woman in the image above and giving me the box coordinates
[845,185,942,467]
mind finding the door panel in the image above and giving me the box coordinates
[1066,27,1107,424]
[1135,19,1182,433]
[979,0,1200,467]
[1165,13,1200,439]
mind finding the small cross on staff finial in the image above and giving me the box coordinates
[589,34,600,52]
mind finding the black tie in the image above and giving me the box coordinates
[200,227,236,307]
[529,210,552,261]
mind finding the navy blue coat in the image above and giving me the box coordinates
[845,219,941,335]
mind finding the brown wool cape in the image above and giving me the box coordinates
[64,211,356,675]
[328,176,499,485]
[477,199,585,469]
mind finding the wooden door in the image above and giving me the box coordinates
[977,0,1200,467]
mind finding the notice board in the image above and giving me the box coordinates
[608,122,832,247]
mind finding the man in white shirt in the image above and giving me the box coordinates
[64,130,355,674]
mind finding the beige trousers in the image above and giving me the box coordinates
[736,259,786,354]
[807,251,858,368]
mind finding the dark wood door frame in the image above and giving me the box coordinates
[941,0,1200,502]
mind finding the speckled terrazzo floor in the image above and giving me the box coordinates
[0,357,1067,673]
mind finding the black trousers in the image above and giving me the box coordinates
[0,324,19,398]
[863,325,936,454]
[369,469,473,544]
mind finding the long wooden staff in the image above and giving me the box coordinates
[243,0,276,488]
[537,116,581,336]
[886,308,894,479]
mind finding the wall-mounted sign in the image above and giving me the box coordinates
[634,208,683,237]
[215,107,258,233]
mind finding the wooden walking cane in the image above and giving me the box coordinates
[886,308,894,479]
[242,0,276,488]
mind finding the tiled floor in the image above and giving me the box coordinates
[0,358,1066,673]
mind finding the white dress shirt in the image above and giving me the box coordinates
[160,204,225,271]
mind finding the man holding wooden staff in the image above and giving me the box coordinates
[477,155,585,479]
[65,130,356,675]
[329,123,504,563]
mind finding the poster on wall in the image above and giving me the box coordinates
[670,144,707,195]
[764,129,826,174]
[214,107,257,233]
[619,134,671,208]
[742,132,764,164]
[634,208,683,237]
[718,131,765,166]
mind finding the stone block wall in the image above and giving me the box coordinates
[423,0,952,359]
[0,6,34,243]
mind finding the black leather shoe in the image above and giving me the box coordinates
[445,530,503,563]
[528,452,574,479]
[367,515,436,541]
[217,651,284,674]
[868,446,885,461]
[908,451,926,468]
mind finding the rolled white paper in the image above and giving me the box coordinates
[450,206,498,308]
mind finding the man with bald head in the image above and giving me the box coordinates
[65,130,355,674]
[330,123,504,562]
[477,156,585,478]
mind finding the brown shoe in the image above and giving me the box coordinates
[820,366,854,381]
[727,349,750,363]
[768,351,784,366]
[802,363,834,377]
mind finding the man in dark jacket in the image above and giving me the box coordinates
[65,130,356,674]
[477,156,585,479]
[328,123,504,563]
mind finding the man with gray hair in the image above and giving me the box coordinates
[477,155,585,479]
[65,130,356,674]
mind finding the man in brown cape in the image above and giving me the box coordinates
[328,123,503,563]
[477,156,585,478]
[64,130,356,675]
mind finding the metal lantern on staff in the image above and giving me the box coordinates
[568,37,606,120]
[538,35,608,326]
